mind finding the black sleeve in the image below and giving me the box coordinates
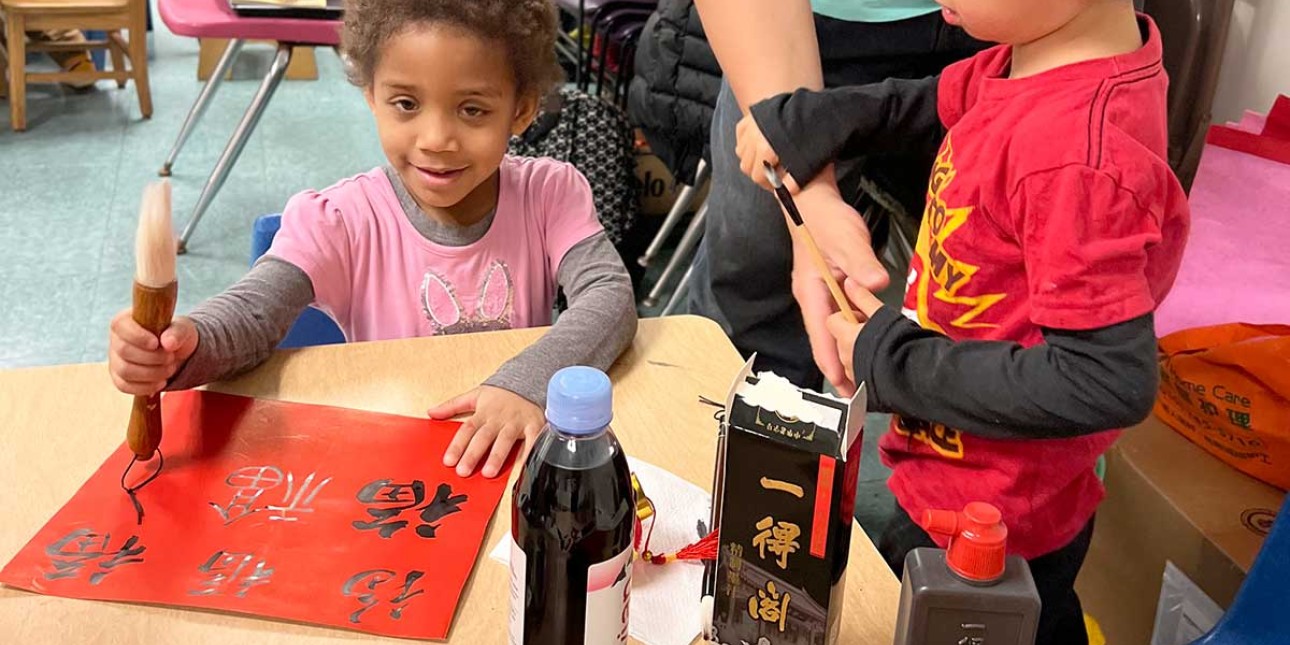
[749,75,942,189]
[853,307,1159,439]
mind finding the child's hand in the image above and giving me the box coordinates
[735,114,788,191]
[824,283,886,387]
[429,385,543,479]
[108,310,199,395]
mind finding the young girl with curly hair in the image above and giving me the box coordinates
[106,0,637,479]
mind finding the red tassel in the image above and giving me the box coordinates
[630,473,719,566]
[639,527,720,566]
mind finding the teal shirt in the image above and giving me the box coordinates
[810,0,940,22]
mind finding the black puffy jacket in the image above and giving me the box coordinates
[627,0,722,186]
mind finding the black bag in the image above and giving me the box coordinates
[510,87,640,246]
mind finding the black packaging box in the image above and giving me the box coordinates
[711,359,865,645]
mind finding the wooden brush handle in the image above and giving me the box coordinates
[127,281,178,459]
[797,229,860,324]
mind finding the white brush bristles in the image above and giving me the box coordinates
[134,180,176,288]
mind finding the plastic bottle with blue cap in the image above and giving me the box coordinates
[510,366,635,645]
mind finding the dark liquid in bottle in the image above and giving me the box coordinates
[511,431,634,645]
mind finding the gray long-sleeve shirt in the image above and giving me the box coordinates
[169,167,638,406]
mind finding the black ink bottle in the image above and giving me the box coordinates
[893,502,1041,645]
[510,367,634,645]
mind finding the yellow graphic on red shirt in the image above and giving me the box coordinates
[892,136,1012,461]
[891,416,964,460]
[914,138,1007,333]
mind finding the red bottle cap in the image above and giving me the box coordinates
[922,502,1008,583]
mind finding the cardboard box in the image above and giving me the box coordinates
[1076,413,1283,644]
[710,360,865,645]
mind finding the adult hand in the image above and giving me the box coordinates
[785,177,890,391]
[792,253,857,397]
[792,176,891,294]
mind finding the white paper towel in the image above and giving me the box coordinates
[490,457,710,645]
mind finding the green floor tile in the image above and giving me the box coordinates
[0,5,376,369]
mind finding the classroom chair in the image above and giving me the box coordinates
[155,0,341,253]
[250,213,345,349]
[642,202,706,310]
[0,0,151,131]
[638,158,708,269]
[1188,492,1290,645]
[588,5,648,106]
[553,0,655,89]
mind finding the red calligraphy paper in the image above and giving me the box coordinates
[0,390,514,640]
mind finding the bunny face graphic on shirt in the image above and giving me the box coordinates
[421,260,515,335]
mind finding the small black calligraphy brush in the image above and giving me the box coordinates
[762,162,858,324]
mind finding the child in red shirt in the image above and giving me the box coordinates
[734,2,1189,643]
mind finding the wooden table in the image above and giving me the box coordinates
[0,316,899,643]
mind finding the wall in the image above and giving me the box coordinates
[1212,0,1290,122]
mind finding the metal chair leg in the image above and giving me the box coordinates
[595,26,610,97]
[660,261,696,316]
[575,0,587,89]
[642,203,707,307]
[160,39,244,177]
[177,44,292,254]
[638,158,709,268]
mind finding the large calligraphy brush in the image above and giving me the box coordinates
[762,162,859,325]
[121,180,177,524]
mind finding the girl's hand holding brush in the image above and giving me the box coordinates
[109,313,198,395]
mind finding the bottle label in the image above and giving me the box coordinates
[584,544,633,644]
[508,539,526,645]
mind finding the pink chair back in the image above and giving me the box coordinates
[158,0,341,46]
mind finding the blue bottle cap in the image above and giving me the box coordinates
[546,366,613,435]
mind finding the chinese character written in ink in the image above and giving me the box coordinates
[188,551,274,598]
[44,529,146,585]
[352,480,425,538]
[352,479,467,539]
[1227,408,1252,430]
[415,483,469,538]
[759,477,804,498]
[341,569,426,623]
[957,623,988,645]
[752,517,801,569]
[748,581,791,632]
[209,466,332,525]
